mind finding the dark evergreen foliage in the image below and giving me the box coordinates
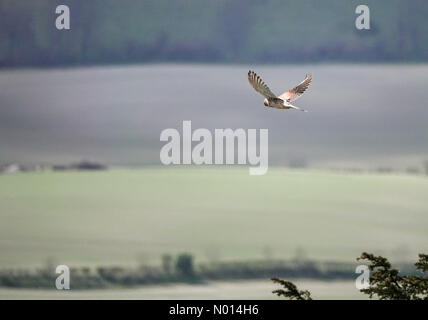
[272,253,428,300]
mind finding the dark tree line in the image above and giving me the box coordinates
[1,0,428,67]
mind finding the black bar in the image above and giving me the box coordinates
[0,300,423,319]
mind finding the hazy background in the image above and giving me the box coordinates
[1,64,428,169]
[0,0,428,299]
[1,0,427,169]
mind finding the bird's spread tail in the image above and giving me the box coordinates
[285,102,308,112]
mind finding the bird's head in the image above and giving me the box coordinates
[263,99,269,107]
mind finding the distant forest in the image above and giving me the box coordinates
[1,0,427,67]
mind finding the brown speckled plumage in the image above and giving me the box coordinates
[248,70,312,112]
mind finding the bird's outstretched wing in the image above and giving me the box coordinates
[279,74,312,102]
[248,70,277,99]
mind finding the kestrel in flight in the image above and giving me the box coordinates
[248,70,312,112]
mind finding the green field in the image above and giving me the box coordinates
[0,168,427,268]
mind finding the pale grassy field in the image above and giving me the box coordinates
[0,279,366,300]
[0,167,427,269]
